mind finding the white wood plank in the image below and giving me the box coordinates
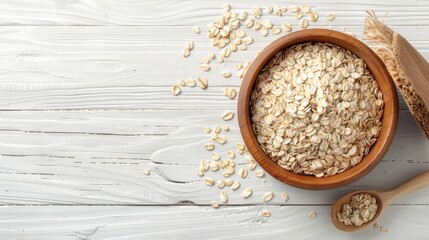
[0,205,427,239]
[0,26,421,110]
[0,110,426,205]
[0,85,409,110]
[0,0,428,26]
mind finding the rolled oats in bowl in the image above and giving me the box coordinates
[250,42,384,177]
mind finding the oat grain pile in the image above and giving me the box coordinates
[171,3,340,208]
[337,193,379,226]
[250,42,384,177]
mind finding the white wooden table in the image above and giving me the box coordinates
[0,0,428,239]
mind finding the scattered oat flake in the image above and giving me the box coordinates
[201,63,211,72]
[200,160,209,172]
[197,168,204,177]
[242,36,253,45]
[225,178,233,186]
[227,150,235,159]
[239,11,248,21]
[204,143,215,151]
[288,5,299,13]
[182,47,190,57]
[262,210,271,217]
[308,10,318,22]
[172,84,181,96]
[255,170,265,177]
[228,159,235,167]
[222,111,234,121]
[245,19,255,28]
[219,159,228,169]
[222,126,230,131]
[262,20,273,29]
[231,181,241,190]
[210,161,219,171]
[215,135,227,144]
[230,18,240,29]
[213,125,221,134]
[179,79,186,87]
[197,77,208,89]
[228,88,237,100]
[221,47,231,57]
[236,29,245,38]
[224,165,234,174]
[260,26,268,37]
[223,3,231,11]
[281,192,289,202]
[274,5,282,16]
[220,191,228,203]
[282,22,292,32]
[300,18,309,29]
[204,177,215,186]
[238,149,245,155]
[222,71,232,78]
[210,132,217,140]
[309,211,317,218]
[143,168,150,175]
[301,4,310,14]
[241,188,253,199]
[211,152,221,160]
[201,57,210,64]
[209,52,216,60]
[252,7,262,18]
[185,79,196,87]
[192,26,201,34]
[224,87,229,96]
[295,11,303,19]
[238,69,246,78]
[263,192,274,202]
[237,143,245,150]
[272,26,282,35]
[217,180,226,189]
[211,200,219,208]
[249,161,257,170]
[239,168,248,178]
[186,41,194,50]
[326,13,335,21]
[238,145,246,155]
[230,43,237,52]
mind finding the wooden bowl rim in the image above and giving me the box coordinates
[237,29,399,190]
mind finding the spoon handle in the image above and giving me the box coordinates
[383,171,429,203]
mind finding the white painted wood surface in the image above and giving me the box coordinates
[0,0,428,239]
[0,206,428,240]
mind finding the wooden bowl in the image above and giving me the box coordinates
[237,29,399,190]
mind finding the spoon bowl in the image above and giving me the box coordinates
[330,190,385,232]
[331,170,429,232]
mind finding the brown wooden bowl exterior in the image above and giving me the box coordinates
[237,29,399,190]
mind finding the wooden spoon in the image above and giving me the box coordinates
[331,170,429,232]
